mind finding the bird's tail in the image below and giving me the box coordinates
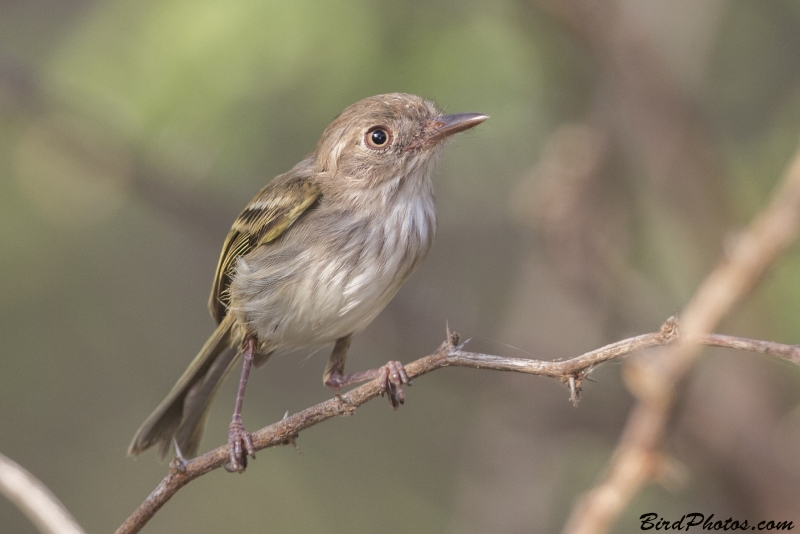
[128,314,238,459]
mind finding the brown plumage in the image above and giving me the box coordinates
[128,93,487,470]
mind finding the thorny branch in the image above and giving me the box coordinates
[116,326,800,534]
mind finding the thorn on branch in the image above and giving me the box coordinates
[659,315,679,342]
[583,371,599,384]
[283,434,301,454]
[568,375,582,407]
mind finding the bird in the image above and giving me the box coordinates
[128,93,488,471]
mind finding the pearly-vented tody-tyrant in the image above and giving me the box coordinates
[128,93,488,471]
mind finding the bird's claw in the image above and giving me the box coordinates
[379,360,411,409]
[169,438,188,474]
[225,417,255,473]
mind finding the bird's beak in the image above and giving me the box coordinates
[427,113,489,142]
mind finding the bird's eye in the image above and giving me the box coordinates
[365,126,392,149]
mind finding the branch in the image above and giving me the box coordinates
[117,327,800,534]
[0,452,86,534]
[563,142,800,534]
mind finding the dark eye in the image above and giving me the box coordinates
[365,126,392,149]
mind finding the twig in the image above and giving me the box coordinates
[563,143,800,534]
[117,327,800,534]
[0,452,86,534]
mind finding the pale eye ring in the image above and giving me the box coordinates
[365,126,392,149]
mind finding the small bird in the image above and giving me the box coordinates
[128,93,488,471]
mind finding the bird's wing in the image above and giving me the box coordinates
[208,170,321,323]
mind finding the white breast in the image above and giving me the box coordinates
[230,168,437,351]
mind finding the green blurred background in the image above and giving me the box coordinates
[3,0,800,532]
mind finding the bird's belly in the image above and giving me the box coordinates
[229,181,436,350]
[229,224,429,349]
[293,260,404,344]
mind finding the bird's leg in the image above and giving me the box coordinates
[226,334,257,473]
[169,438,187,474]
[323,335,411,409]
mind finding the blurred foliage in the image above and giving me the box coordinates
[2,0,800,532]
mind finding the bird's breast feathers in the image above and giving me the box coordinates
[229,172,436,349]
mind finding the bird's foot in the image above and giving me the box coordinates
[324,360,412,409]
[379,360,411,409]
[225,416,255,473]
[169,438,188,474]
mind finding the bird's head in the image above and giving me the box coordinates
[314,93,487,187]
